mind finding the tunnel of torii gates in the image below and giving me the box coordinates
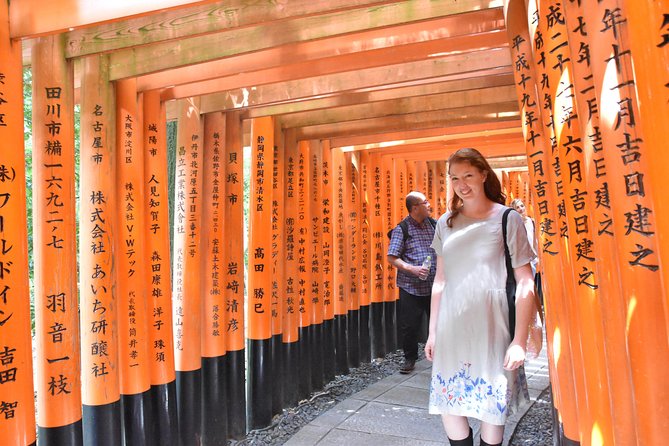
[1,0,669,445]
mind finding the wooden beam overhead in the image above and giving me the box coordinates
[63,0,404,57]
[164,47,511,104]
[329,120,522,148]
[107,0,504,79]
[133,9,506,91]
[240,73,515,120]
[10,0,216,38]
[294,101,520,140]
[278,85,518,129]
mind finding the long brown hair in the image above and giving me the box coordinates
[446,148,506,227]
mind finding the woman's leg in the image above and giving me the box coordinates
[479,421,504,445]
[441,414,471,441]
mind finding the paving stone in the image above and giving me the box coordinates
[316,428,449,446]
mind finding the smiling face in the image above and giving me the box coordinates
[448,161,487,202]
[513,200,527,217]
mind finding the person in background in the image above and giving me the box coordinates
[425,148,536,446]
[387,191,436,374]
[511,198,542,302]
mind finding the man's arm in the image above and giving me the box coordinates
[387,255,422,278]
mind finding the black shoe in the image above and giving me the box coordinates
[399,359,415,374]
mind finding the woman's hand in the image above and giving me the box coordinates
[424,334,435,361]
[503,342,526,370]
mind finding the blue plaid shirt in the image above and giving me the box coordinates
[387,215,436,296]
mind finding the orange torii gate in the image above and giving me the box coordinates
[1,1,669,446]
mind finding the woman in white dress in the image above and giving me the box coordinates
[425,148,537,446]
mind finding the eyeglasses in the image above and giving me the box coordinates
[414,199,429,207]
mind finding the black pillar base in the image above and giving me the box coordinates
[248,339,273,430]
[347,309,360,369]
[202,356,228,444]
[370,301,385,359]
[38,419,83,446]
[121,390,151,446]
[384,300,398,352]
[176,369,201,446]
[150,381,178,446]
[359,305,371,364]
[271,335,285,416]
[82,400,122,446]
[322,319,336,383]
[334,314,348,375]
[226,349,246,439]
[298,326,312,401]
[283,341,299,407]
[310,323,324,391]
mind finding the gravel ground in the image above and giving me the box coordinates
[509,386,554,446]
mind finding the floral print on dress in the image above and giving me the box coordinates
[429,362,510,418]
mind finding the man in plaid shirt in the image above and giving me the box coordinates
[387,191,437,374]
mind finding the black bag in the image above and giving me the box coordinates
[387,216,436,241]
[502,208,517,337]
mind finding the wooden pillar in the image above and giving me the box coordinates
[79,53,121,446]
[345,152,361,369]
[406,160,416,192]
[504,1,582,441]
[0,4,36,443]
[248,117,274,429]
[200,111,227,443]
[115,77,152,446]
[562,2,639,444]
[578,2,669,444]
[172,98,203,445]
[141,89,178,446]
[359,151,372,363]
[308,140,325,389]
[32,35,83,445]
[427,161,437,208]
[332,147,349,373]
[415,161,428,197]
[296,140,313,399]
[282,130,301,404]
[381,155,397,351]
[369,153,386,358]
[271,122,286,413]
[320,141,336,381]
[436,161,447,216]
[223,110,245,438]
[622,0,669,314]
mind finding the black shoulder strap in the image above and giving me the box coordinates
[427,217,437,229]
[502,208,517,337]
[399,219,410,242]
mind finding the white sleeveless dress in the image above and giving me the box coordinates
[428,206,534,425]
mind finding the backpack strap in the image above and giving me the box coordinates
[502,208,517,338]
[398,219,410,242]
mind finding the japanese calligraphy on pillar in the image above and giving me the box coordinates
[283,133,299,342]
[359,152,370,307]
[581,1,661,273]
[382,156,396,296]
[513,5,562,261]
[224,112,244,352]
[202,113,226,357]
[172,98,203,370]
[309,142,323,328]
[79,54,120,411]
[32,35,82,428]
[321,143,334,320]
[332,148,347,316]
[116,79,151,395]
[345,153,360,313]
[271,135,284,336]
[296,143,310,325]
[370,153,384,301]
[142,90,175,379]
[436,161,447,216]
[249,117,273,341]
[0,10,36,440]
